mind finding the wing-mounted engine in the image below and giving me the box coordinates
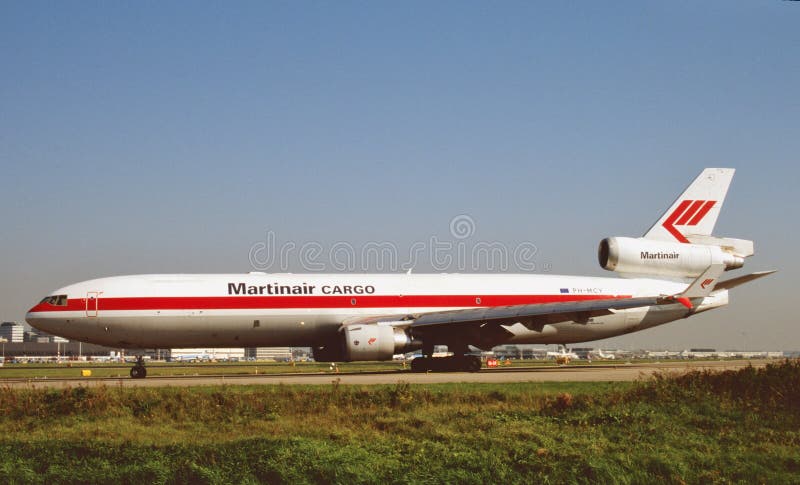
[598,236,747,278]
[342,324,420,361]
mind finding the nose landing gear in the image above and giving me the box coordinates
[130,356,147,379]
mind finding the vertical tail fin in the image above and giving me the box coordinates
[644,168,735,243]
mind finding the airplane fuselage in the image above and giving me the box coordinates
[26,272,727,349]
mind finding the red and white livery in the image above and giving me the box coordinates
[27,168,774,376]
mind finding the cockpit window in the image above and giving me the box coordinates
[40,295,68,306]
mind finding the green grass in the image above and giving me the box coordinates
[0,360,411,378]
[1,360,799,484]
[2,356,742,380]
[0,358,612,379]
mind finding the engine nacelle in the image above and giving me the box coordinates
[342,324,419,361]
[598,237,744,278]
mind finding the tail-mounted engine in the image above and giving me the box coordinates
[598,236,746,278]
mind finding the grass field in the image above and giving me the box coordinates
[1,360,799,484]
[0,360,412,379]
[0,358,599,379]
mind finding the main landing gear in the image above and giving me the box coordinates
[130,356,147,379]
[410,355,482,372]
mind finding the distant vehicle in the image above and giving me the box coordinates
[26,169,774,378]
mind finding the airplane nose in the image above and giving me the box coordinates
[26,292,74,340]
[26,306,57,334]
[26,310,48,332]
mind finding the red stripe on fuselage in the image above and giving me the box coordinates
[29,294,631,313]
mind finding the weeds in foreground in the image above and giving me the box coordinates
[1,360,799,484]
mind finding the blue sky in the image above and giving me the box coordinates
[1,2,798,350]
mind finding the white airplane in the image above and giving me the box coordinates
[546,348,579,361]
[588,349,616,360]
[170,353,211,363]
[26,168,774,378]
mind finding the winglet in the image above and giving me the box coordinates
[660,263,727,309]
[681,263,727,299]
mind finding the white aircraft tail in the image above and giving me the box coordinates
[599,167,757,281]
[632,168,774,304]
[644,168,735,243]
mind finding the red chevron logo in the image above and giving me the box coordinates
[701,278,714,289]
[662,199,716,243]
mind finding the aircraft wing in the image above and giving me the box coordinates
[344,296,664,331]
[408,296,661,330]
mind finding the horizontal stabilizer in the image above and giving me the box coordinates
[714,270,777,291]
[685,235,754,258]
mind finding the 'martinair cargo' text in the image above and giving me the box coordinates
[227,282,376,295]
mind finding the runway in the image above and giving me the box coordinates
[0,360,767,389]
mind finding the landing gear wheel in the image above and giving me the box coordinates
[466,355,482,372]
[410,357,428,372]
[130,366,147,379]
[130,356,147,379]
[411,355,481,372]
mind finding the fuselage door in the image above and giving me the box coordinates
[86,291,100,317]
